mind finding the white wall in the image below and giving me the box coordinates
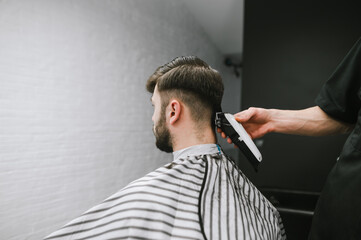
[0,0,240,239]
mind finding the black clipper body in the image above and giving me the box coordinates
[215,112,262,171]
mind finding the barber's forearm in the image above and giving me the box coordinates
[269,106,354,136]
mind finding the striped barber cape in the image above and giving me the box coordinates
[44,144,286,240]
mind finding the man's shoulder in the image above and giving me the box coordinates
[44,161,205,240]
[123,158,207,194]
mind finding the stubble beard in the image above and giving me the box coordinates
[153,112,173,153]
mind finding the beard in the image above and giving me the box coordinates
[153,113,173,153]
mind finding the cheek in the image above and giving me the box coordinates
[152,107,159,123]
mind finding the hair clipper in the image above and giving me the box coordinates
[215,112,262,171]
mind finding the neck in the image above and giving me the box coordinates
[171,125,217,152]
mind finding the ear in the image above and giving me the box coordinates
[168,99,181,125]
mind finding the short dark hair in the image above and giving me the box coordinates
[146,56,224,128]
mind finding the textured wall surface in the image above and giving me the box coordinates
[0,0,239,239]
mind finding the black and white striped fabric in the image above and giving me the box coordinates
[45,144,286,240]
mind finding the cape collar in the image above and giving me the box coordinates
[172,144,220,160]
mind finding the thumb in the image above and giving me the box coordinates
[234,108,254,123]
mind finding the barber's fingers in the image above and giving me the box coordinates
[226,138,238,148]
[216,127,234,144]
[217,128,227,139]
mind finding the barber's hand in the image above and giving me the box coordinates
[217,107,273,143]
[234,107,273,139]
[217,127,234,144]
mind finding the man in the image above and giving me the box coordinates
[221,38,361,239]
[45,56,285,240]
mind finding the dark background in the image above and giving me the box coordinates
[241,0,361,238]
[242,0,361,191]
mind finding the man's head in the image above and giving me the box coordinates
[147,56,224,152]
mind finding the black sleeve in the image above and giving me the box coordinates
[315,38,361,124]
